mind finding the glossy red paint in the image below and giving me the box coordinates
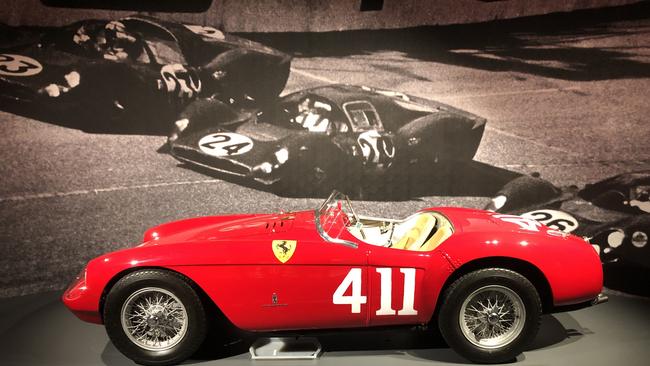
[436,207,603,305]
[62,203,603,331]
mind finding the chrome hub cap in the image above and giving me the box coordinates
[459,285,526,349]
[120,287,188,351]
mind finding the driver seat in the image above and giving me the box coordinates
[390,213,436,250]
[419,221,453,252]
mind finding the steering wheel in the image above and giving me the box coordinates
[385,223,396,247]
[356,222,366,240]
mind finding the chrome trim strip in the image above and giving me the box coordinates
[313,209,358,248]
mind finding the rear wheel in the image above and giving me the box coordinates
[438,268,541,363]
[103,269,208,366]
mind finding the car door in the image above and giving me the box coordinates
[257,237,370,331]
[366,244,443,326]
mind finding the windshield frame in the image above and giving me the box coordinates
[314,191,358,248]
[342,100,384,132]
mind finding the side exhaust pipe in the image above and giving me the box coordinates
[592,293,609,305]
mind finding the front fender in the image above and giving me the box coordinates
[486,175,563,212]
[174,98,248,139]
[142,214,259,242]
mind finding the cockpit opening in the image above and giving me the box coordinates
[316,191,453,251]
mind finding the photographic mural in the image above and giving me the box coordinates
[1,1,649,304]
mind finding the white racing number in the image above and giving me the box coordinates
[0,54,42,76]
[357,130,395,164]
[333,267,418,315]
[160,64,201,99]
[492,214,543,232]
[333,268,366,314]
[521,210,579,233]
[198,132,253,157]
[183,24,226,40]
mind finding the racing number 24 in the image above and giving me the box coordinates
[333,267,418,315]
[200,133,250,156]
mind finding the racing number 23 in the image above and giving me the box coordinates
[333,267,417,315]
[0,54,43,76]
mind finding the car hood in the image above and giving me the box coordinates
[172,123,295,169]
[141,211,299,245]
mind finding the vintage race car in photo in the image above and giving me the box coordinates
[63,191,605,365]
[0,16,291,129]
[485,171,650,270]
[168,84,487,195]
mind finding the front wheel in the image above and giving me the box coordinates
[438,268,541,363]
[103,269,208,366]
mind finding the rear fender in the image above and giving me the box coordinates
[439,231,603,307]
[176,98,249,137]
[395,113,485,161]
[204,48,291,103]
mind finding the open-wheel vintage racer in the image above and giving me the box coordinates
[0,15,291,129]
[485,171,650,271]
[168,84,486,195]
[63,191,606,365]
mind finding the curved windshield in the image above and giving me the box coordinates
[342,101,383,132]
[315,191,358,247]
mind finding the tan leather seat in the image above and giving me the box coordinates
[391,213,436,250]
[419,223,452,252]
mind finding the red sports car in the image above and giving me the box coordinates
[63,191,606,365]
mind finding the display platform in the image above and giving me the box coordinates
[0,291,648,366]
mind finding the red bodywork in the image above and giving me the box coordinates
[63,206,603,330]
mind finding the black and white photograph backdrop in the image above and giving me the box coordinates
[1,1,649,365]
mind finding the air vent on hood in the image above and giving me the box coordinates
[264,217,294,233]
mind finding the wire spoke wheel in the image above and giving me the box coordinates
[459,285,526,349]
[120,287,189,351]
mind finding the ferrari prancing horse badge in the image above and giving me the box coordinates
[272,240,297,263]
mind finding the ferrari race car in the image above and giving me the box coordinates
[0,16,290,128]
[485,171,650,271]
[63,191,605,365]
[168,84,486,194]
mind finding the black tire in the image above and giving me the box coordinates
[438,268,542,364]
[103,269,208,366]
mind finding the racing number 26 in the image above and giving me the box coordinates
[333,267,418,316]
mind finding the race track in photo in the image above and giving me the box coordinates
[1,10,649,298]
